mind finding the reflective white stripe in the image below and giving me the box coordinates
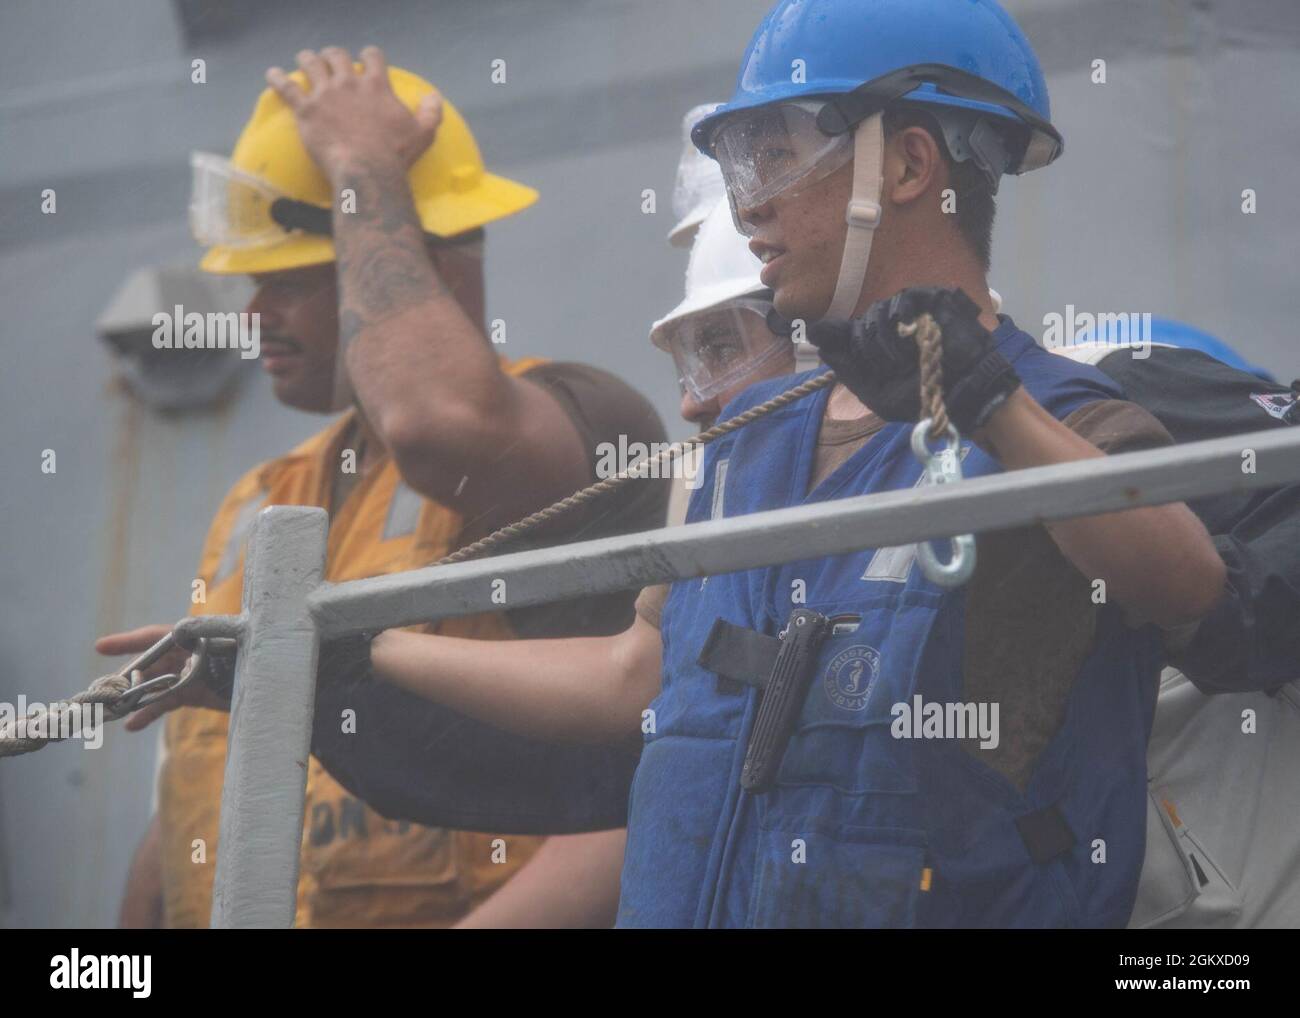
[861,445,971,583]
[382,480,425,541]
[149,725,166,816]
[861,541,918,584]
[1046,340,1178,366]
[700,457,731,589]
[824,115,884,321]
[711,459,729,520]
[213,492,266,586]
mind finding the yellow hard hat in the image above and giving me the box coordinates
[194,66,538,274]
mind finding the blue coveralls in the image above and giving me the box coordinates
[617,318,1164,928]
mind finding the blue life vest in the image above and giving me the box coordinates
[618,318,1164,928]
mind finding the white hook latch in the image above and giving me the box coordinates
[910,418,977,588]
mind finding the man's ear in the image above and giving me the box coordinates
[886,125,945,208]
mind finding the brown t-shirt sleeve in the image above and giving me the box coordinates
[1061,398,1208,649]
[503,362,671,639]
[523,361,671,526]
[960,397,1178,790]
[518,360,673,544]
[1060,398,1174,455]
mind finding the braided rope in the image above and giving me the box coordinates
[898,313,948,438]
[0,314,951,760]
[0,375,838,758]
[437,369,838,566]
[0,371,837,760]
[443,314,952,566]
[0,673,131,758]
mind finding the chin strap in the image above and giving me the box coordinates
[823,113,885,321]
[794,112,1000,367]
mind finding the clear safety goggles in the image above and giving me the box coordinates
[189,152,329,249]
[190,151,487,254]
[661,298,793,402]
[710,101,854,215]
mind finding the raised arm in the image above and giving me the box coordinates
[266,47,590,525]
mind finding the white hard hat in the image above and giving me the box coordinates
[651,198,766,350]
[668,103,727,248]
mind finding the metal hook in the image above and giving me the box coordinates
[114,637,211,713]
[910,418,977,588]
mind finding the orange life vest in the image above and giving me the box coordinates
[159,357,548,928]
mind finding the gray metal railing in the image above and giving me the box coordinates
[205,425,1300,927]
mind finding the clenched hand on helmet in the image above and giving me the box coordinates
[266,46,442,176]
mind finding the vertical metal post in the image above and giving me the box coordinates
[210,506,327,928]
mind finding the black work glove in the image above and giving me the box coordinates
[807,286,1022,434]
[200,631,377,706]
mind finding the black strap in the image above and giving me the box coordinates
[815,63,1064,173]
[819,64,1058,140]
[1015,804,1076,864]
[267,197,485,249]
[698,618,782,690]
[270,196,334,236]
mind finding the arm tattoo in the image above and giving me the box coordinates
[333,158,448,332]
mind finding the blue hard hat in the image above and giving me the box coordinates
[1146,318,1275,381]
[694,0,1062,176]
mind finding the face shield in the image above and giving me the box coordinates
[709,101,853,234]
[189,152,329,249]
[658,298,793,403]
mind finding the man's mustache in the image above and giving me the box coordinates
[260,335,302,355]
